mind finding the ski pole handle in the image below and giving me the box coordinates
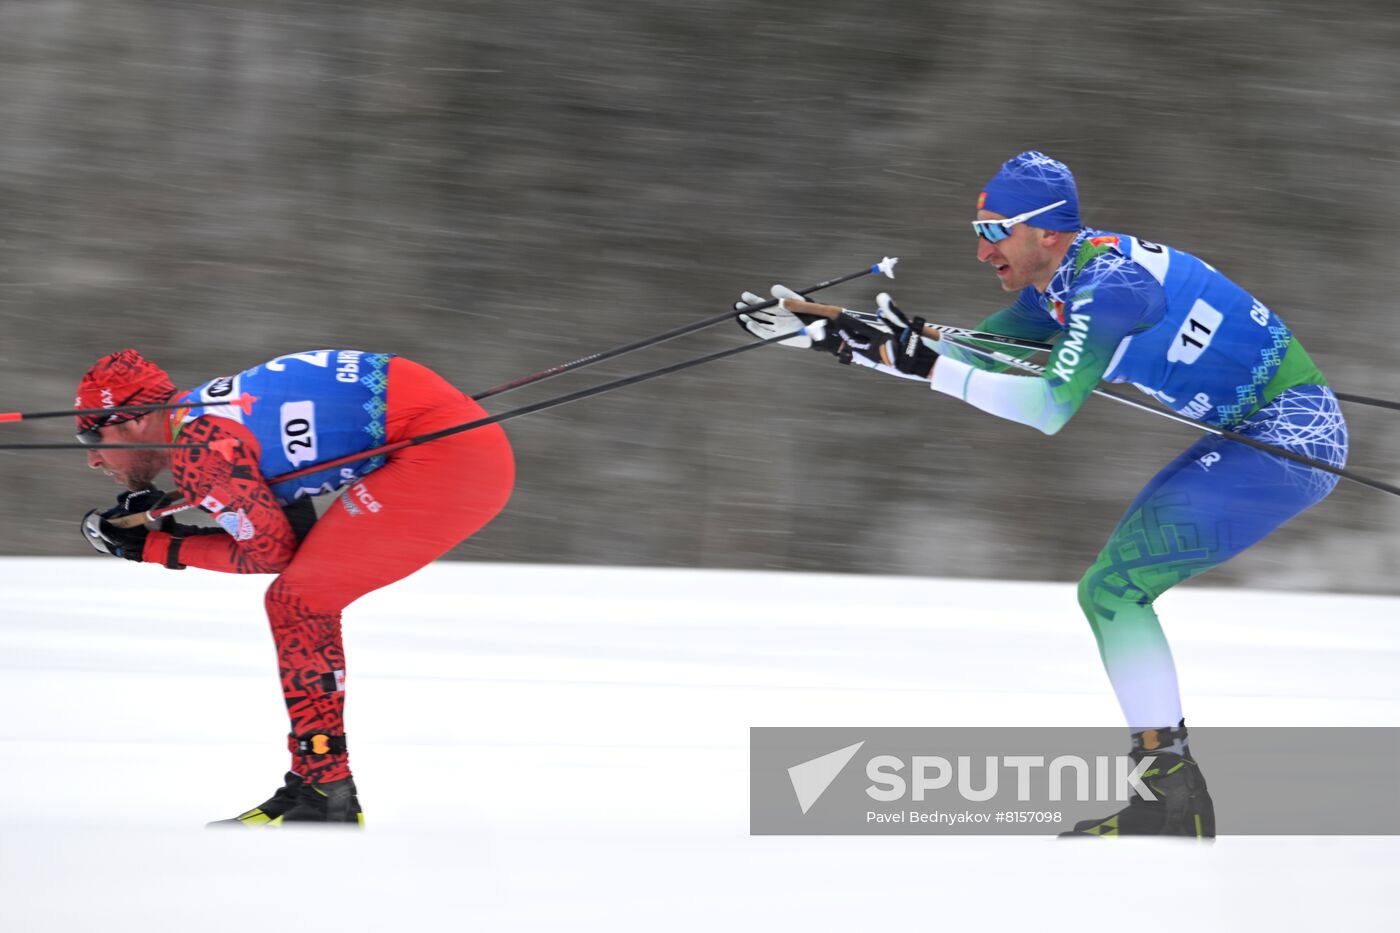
[777,298,845,320]
[784,299,1057,352]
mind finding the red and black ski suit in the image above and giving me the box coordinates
[139,358,514,783]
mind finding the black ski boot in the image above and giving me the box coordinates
[207,771,305,827]
[207,772,364,828]
[278,776,363,826]
[1061,722,1215,840]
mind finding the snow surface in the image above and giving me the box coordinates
[2,557,1397,931]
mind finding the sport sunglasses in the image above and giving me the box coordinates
[971,199,1068,244]
[75,390,148,445]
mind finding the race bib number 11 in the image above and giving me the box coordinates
[1166,299,1222,365]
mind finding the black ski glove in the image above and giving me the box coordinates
[80,487,174,562]
[821,294,937,377]
[872,293,938,378]
[822,309,895,367]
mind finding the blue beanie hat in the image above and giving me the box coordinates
[978,151,1082,232]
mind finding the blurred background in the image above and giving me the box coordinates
[1,0,1396,592]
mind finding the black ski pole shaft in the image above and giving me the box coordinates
[936,334,1400,499]
[418,336,779,445]
[119,329,803,525]
[310,334,794,472]
[842,308,1055,352]
[721,297,1390,496]
[921,325,1400,413]
[4,261,893,431]
[0,442,207,450]
[469,257,897,402]
[0,396,254,424]
[941,326,1400,415]
[7,260,895,439]
[851,309,1400,414]
[1334,391,1400,413]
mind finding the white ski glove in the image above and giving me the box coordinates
[734,285,828,348]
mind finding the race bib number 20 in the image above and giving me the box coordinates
[279,401,319,466]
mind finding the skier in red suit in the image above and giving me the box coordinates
[76,348,515,826]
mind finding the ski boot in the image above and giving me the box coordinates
[207,772,364,828]
[1061,722,1215,840]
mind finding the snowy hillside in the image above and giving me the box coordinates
[2,558,1397,931]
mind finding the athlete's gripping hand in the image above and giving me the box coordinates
[874,293,937,378]
[820,307,893,367]
[734,284,933,377]
[738,284,894,365]
[812,294,934,379]
[80,486,174,561]
[736,285,827,348]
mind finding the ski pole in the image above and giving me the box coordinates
[839,308,1400,413]
[0,392,245,451]
[837,309,1054,353]
[1333,392,1400,413]
[108,326,810,527]
[978,346,1400,497]
[468,257,897,401]
[786,298,1400,499]
[0,441,206,450]
[0,395,255,426]
[0,395,253,449]
[4,259,895,439]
